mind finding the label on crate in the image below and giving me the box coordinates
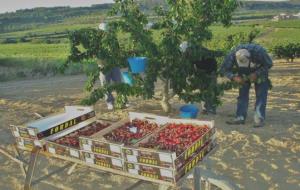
[13,131,20,137]
[28,128,36,136]
[48,147,56,154]
[184,147,207,174]
[95,158,112,168]
[184,134,207,160]
[92,141,113,156]
[140,172,160,180]
[70,149,80,158]
[127,155,138,163]
[111,158,122,167]
[93,146,110,155]
[82,144,92,152]
[38,111,95,138]
[33,140,42,147]
[158,153,172,163]
[85,158,94,164]
[17,138,34,149]
[55,145,68,156]
[18,128,32,138]
[128,169,139,175]
[160,169,173,178]
[138,157,159,166]
[124,149,133,155]
[126,163,135,169]
[24,141,34,149]
[109,144,121,154]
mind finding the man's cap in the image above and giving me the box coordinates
[235,49,251,67]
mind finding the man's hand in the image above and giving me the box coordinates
[233,76,244,84]
[249,73,257,82]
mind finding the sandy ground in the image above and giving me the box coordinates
[0,61,299,190]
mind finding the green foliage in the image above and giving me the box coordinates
[272,43,300,63]
[68,0,238,112]
[2,38,18,44]
[223,29,260,51]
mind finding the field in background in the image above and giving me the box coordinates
[1,4,300,81]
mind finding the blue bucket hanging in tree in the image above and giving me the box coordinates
[127,57,147,73]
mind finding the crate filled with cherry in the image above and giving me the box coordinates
[46,121,110,160]
[124,141,214,184]
[123,120,215,170]
[104,119,159,145]
[80,118,160,158]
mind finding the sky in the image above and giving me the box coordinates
[0,0,114,13]
[0,0,292,14]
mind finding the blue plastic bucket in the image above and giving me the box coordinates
[127,57,147,73]
[179,104,199,119]
[121,72,133,86]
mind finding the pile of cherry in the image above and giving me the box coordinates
[139,123,210,156]
[54,122,110,148]
[104,119,159,145]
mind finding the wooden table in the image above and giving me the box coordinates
[1,144,237,190]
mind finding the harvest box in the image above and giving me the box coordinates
[15,137,36,150]
[10,106,95,142]
[45,120,111,160]
[82,151,124,171]
[79,112,168,158]
[122,118,215,170]
[124,140,215,183]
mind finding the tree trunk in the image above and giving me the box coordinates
[160,79,171,113]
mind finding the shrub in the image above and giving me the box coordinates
[272,43,300,62]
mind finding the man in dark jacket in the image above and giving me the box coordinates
[97,60,123,110]
[181,42,219,114]
[221,43,273,128]
[193,55,218,114]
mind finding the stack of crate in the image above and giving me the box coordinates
[79,112,216,184]
[122,117,216,183]
[10,106,96,160]
[79,113,168,171]
[11,108,216,185]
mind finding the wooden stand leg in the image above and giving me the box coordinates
[67,163,78,175]
[193,167,201,190]
[0,147,24,165]
[12,145,27,177]
[24,146,41,190]
[0,146,27,177]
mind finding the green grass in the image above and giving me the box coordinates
[0,43,70,59]
[256,28,300,48]
[210,25,256,39]
[0,23,97,39]
[0,43,76,81]
[239,19,300,29]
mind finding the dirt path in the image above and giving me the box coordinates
[0,62,299,190]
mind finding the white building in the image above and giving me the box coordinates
[272,13,300,21]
